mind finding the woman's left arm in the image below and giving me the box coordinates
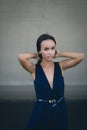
[55,51,85,72]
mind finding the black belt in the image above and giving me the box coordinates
[37,97,64,107]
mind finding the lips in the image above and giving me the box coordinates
[47,55,54,58]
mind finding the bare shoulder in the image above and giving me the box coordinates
[59,61,63,69]
[59,62,64,77]
[30,63,36,80]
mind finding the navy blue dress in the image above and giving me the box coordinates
[26,62,68,130]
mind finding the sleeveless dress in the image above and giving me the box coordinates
[25,62,68,130]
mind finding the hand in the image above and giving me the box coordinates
[54,49,61,58]
[36,53,41,61]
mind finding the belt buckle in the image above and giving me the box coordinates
[49,99,56,103]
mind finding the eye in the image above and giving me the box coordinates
[44,48,49,51]
[51,47,55,50]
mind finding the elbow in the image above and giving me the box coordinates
[78,53,85,62]
[80,53,85,60]
[18,54,24,62]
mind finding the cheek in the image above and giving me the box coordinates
[52,50,56,55]
[41,51,48,58]
[41,51,47,57]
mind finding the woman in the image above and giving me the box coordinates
[18,34,85,130]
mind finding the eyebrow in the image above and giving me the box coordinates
[43,45,55,49]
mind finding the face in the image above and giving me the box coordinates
[39,39,56,61]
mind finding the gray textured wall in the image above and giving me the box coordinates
[0,0,87,99]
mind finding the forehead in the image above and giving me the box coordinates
[41,39,56,48]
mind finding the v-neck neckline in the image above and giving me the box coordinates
[39,62,55,90]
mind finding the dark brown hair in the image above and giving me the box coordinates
[36,34,56,63]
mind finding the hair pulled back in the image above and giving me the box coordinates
[36,34,56,63]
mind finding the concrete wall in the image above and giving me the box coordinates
[0,0,87,86]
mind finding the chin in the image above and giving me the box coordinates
[47,58,54,61]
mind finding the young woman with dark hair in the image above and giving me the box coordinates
[18,34,85,130]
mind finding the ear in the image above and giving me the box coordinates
[39,51,41,54]
[55,50,57,55]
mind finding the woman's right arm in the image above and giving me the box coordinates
[18,53,37,74]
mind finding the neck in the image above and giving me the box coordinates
[41,60,53,68]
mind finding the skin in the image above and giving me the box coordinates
[18,39,85,89]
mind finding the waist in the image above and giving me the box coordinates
[37,97,64,104]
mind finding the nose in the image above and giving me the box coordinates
[48,49,52,54]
